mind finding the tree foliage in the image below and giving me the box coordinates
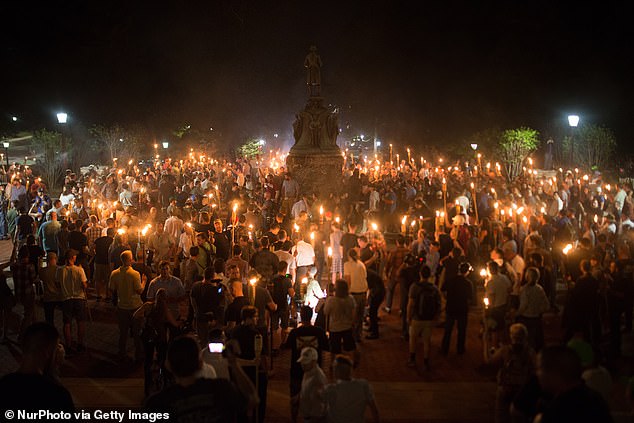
[32,129,65,192]
[498,127,540,182]
[236,138,263,159]
[562,124,616,171]
[463,127,503,158]
[91,125,141,163]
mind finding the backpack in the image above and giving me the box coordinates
[140,305,160,344]
[271,275,291,308]
[416,283,439,320]
[457,225,471,252]
[497,346,532,390]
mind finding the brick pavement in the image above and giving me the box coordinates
[0,283,502,422]
[0,236,573,422]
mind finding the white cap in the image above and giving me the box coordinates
[297,347,318,364]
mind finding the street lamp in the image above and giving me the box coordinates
[470,143,478,151]
[11,116,17,122]
[162,142,169,149]
[56,112,68,124]
[568,114,580,165]
[2,142,8,168]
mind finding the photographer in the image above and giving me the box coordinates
[398,253,423,340]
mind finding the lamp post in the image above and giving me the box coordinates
[470,143,478,176]
[2,142,8,168]
[568,114,579,166]
[56,112,68,124]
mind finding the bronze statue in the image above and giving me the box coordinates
[304,46,322,97]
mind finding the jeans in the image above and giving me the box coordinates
[385,277,398,309]
[368,291,385,336]
[144,340,168,396]
[400,282,412,337]
[117,308,142,359]
[43,301,62,325]
[0,210,6,238]
[441,312,468,354]
[351,293,367,341]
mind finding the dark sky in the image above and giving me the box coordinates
[1,1,633,151]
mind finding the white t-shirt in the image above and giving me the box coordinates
[294,241,315,267]
[275,250,296,274]
[344,260,368,293]
[300,365,327,418]
[486,274,511,308]
[59,193,75,207]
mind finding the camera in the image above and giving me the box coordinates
[208,342,224,353]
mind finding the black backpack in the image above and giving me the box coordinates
[416,282,439,320]
[271,274,291,308]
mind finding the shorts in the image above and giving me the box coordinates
[93,263,110,283]
[331,257,343,275]
[271,309,289,331]
[408,319,433,353]
[329,329,355,354]
[63,299,87,323]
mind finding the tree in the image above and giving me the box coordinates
[463,127,503,158]
[236,138,264,159]
[563,124,616,171]
[91,125,141,164]
[32,129,65,192]
[498,127,540,182]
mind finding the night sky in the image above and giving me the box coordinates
[2,1,633,151]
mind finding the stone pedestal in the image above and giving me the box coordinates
[286,151,344,197]
[286,48,343,197]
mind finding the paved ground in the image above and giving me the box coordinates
[0,240,630,421]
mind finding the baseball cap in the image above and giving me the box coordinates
[297,347,318,364]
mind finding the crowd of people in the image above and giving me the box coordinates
[0,151,633,422]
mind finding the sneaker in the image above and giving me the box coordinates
[383,307,391,314]
[407,358,416,368]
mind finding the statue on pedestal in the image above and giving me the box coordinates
[304,46,322,97]
[288,47,343,197]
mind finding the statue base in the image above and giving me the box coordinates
[286,151,344,197]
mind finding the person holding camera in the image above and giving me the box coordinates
[441,262,473,355]
[191,266,226,347]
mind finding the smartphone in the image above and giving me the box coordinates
[208,342,224,353]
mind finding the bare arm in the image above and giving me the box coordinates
[368,398,380,423]
[406,297,414,323]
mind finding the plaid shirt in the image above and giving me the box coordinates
[85,225,103,251]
